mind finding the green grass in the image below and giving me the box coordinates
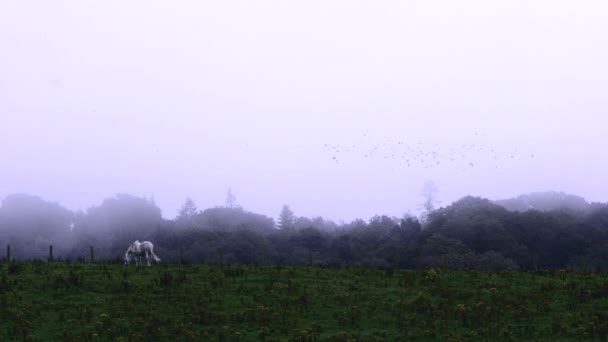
[1,262,608,341]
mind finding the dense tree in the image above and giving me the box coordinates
[328,233,355,265]
[228,228,274,264]
[194,207,275,234]
[0,193,74,238]
[290,227,326,265]
[3,191,608,269]
[81,194,163,258]
[0,194,74,259]
[495,191,590,213]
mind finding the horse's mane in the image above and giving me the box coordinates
[126,240,141,255]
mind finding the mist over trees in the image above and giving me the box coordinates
[494,191,591,214]
[1,191,608,270]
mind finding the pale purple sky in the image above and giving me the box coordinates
[1,1,607,222]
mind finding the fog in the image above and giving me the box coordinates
[1,1,607,222]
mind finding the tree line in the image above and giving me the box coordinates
[1,191,607,270]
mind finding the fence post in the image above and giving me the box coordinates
[6,244,10,261]
[49,245,54,262]
[90,246,94,263]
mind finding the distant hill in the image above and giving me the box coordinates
[494,191,590,213]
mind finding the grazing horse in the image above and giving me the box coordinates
[124,240,161,266]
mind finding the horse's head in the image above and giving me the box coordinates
[124,254,131,265]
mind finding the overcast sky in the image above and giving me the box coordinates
[1,1,607,222]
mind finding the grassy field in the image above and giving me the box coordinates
[1,262,608,341]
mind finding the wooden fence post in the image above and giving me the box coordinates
[49,245,54,262]
[90,246,94,263]
[6,244,10,261]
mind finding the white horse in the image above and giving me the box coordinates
[124,240,161,266]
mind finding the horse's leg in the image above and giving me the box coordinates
[146,251,151,266]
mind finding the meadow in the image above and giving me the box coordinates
[1,262,608,341]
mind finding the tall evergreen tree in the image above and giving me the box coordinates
[225,188,239,209]
[277,204,295,230]
[177,197,198,221]
[418,180,440,223]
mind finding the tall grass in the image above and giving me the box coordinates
[0,262,608,340]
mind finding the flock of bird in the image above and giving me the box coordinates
[323,133,535,171]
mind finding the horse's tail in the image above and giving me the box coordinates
[150,250,161,263]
